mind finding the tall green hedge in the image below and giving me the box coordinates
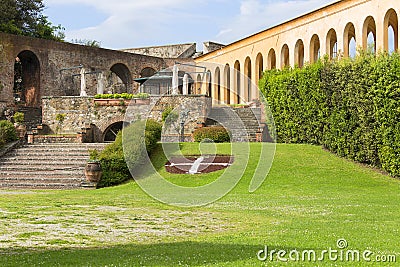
[260,52,400,177]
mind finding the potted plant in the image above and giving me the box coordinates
[85,150,102,183]
[13,112,26,139]
[85,160,102,183]
[134,93,150,104]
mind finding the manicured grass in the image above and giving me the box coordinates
[0,143,399,266]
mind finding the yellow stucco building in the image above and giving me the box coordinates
[194,0,399,104]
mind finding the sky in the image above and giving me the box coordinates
[43,0,337,50]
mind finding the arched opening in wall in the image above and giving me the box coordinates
[281,44,289,69]
[344,23,356,58]
[14,50,41,108]
[103,121,127,142]
[206,70,212,97]
[326,29,338,59]
[255,53,264,86]
[108,63,132,94]
[267,49,276,70]
[310,34,320,63]
[244,57,252,102]
[363,16,376,53]
[214,67,221,102]
[224,64,231,104]
[140,67,156,78]
[234,60,241,104]
[294,39,304,68]
[384,9,398,53]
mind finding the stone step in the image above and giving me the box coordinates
[0,183,81,190]
[1,155,89,161]
[0,177,83,184]
[0,143,106,190]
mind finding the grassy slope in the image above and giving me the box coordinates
[0,143,399,266]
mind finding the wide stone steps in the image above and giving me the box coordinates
[206,107,262,142]
[0,143,107,190]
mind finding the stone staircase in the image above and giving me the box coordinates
[0,143,107,189]
[17,107,42,130]
[206,107,262,142]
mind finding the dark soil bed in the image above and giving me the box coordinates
[165,155,234,174]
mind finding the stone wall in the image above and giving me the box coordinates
[0,32,166,108]
[122,43,197,59]
[42,95,212,142]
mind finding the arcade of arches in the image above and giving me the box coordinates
[195,0,400,105]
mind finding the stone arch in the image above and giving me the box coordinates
[363,16,377,53]
[281,44,290,69]
[294,39,305,68]
[344,22,356,58]
[384,9,398,52]
[214,67,221,102]
[224,64,231,104]
[14,50,41,108]
[140,67,156,78]
[234,60,241,104]
[108,63,132,94]
[326,28,338,59]
[310,34,320,63]
[255,53,264,85]
[267,48,276,70]
[244,57,252,102]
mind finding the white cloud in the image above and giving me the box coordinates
[216,0,336,43]
[44,0,337,49]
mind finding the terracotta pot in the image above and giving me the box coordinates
[84,161,102,183]
[15,124,27,139]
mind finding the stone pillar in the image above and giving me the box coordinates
[97,72,105,95]
[80,68,87,96]
[172,65,179,95]
[183,74,189,95]
[376,19,385,52]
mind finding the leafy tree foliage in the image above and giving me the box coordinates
[0,0,64,41]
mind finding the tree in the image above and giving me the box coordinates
[71,39,101,48]
[0,0,64,41]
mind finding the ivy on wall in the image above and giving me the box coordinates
[260,52,400,177]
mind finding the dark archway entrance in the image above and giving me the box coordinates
[108,63,132,94]
[14,50,41,107]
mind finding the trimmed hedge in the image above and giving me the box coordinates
[193,126,230,143]
[97,120,162,188]
[260,52,400,177]
[0,120,18,147]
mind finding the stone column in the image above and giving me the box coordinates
[97,72,105,95]
[80,68,87,96]
[172,65,180,95]
[183,74,189,95]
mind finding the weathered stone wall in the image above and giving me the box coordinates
[0,32,166,108]
[42,95,212,142]
[122,43,197,59]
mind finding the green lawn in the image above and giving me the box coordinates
[0,143,399,266]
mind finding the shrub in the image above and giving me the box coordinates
[193,126,231,143]
[94,93,150,100]
[0,120,18,146]
[260,51,400,177]
[97,120,161,188]
[13,112,24,124]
